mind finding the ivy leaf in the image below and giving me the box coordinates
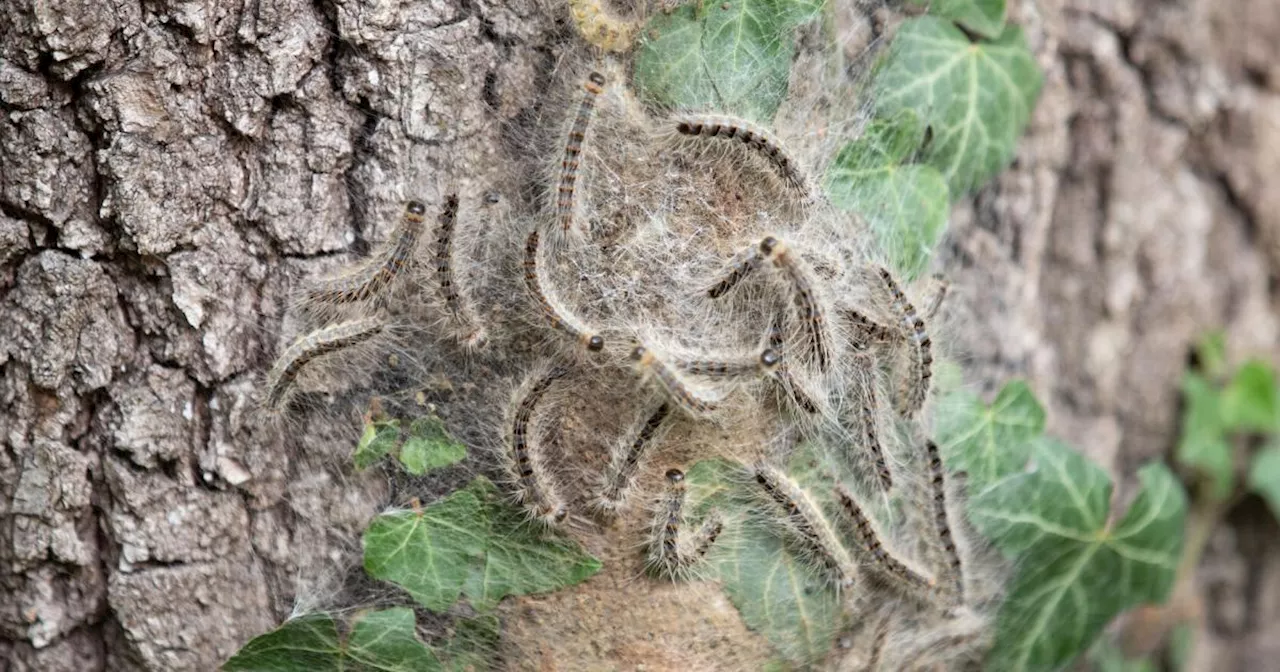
[873,17,1042,194]
[221,609,445,672]
[909,0,1007,38]
[363,477,600,613]
[1192,331,1228,381]
[1176,372,1235,500]
[398,416,467,475]
[1221,360,1279,433]
[826,109,950,280]
[935,380,1046,491]
[354,418,402,470]
[634,0,793,121]
[970,441,1187,671]
[684,455,842,664]
[1248,441,1280,520]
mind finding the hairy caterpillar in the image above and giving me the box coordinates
[678,348,781,378]
[925,440,964,603]
[647,469,722,578]
[266,318,386,410]
[761,236,831,373]
[593,403,673,515]
[852,353,893,492]
[523,230,605,352]
[630,345,719,416]
[305,200,426,306]
[506,366,570,525]
[706,247,764,298]
[874,266,933,417]
[834,484,936,598]
[753,463,856,588]
[432,194,486,347]
[671,113,810,197]
[556,71,607,235]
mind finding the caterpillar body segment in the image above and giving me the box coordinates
[266,318,386,410]
[925,440,964,603]
[764,317,821,415]
[432,194,487,347]
[761,236,832,373]
[568,0,640,52]
[874,266,933,417]
[523,230,606,352]
[671,113,810,198]
[647,469,722,579]
[506,366,571,525]
[841,308,897,349]
[707,247,765,298]
[834,484,937,599]
[305,200,426,306]
[630,345,720,416]
[852,353,893,493]
[752,463,856,588]
[677,348,781,379]
[556,71,607,236]
[593,403,673,515]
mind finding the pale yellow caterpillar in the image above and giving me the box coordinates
[266,318,386,410]
[306,201,426,306]
[506,366,570,525]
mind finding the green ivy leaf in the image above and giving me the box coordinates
[354,418,402,470]
[935,380,1046,491]
[684,456,842,664]
[873,17,1042,194]
[363,477,601,613]
[1088,637,1158,672]
[970,441,1187,671]
[826,110,950,280]
[398,416,467,475]
[1176,373,1235,500]
[221,609,445,672]
[1221,360,1279,432]
[634,0,793,121]
[1248,441,1280,520]
[909,0,1007,39]
[1192,331,1228,381]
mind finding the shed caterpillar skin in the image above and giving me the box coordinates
[432,194,486,347]
[556,71,607,235]
[506,366,570,525]
[630,345,719,416]
[678,348,781,379]
[567,0,640,53]
[593,403,673,515]
[266,318,386,410]
[753,463,856,588]
[671,113,810,197]
[647,469,722,579]
[925,440,964,603]
[305,200,426,305]
[834,484,937,598]
[761,236,831,373]
[523,230,605,352]
[874,266,933,417]
[852,354,893,493]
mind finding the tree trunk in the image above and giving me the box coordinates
[1,0,1276,670]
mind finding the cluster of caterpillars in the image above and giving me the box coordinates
[263,62,984,668]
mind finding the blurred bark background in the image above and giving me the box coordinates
[1,0,1278,669]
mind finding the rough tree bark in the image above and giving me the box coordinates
[0,0,1277,670]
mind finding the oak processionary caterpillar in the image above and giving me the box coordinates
[671,113,810,197]
[925,440,964,603]
[753,463,856,588]
[834,483,937,599]
[593,403,672,515]
[306,200,427,305]
[557,71,607,235]
[875,266,933,417]
[265,318,386,410]
[630,345,719,416]
[761,236,831,373]
[678,349,781,379]
[506,366,570,525]
[647,468,723,579]
[853,353,893,492]
[523,230,605,352]
[432,194,486,347]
